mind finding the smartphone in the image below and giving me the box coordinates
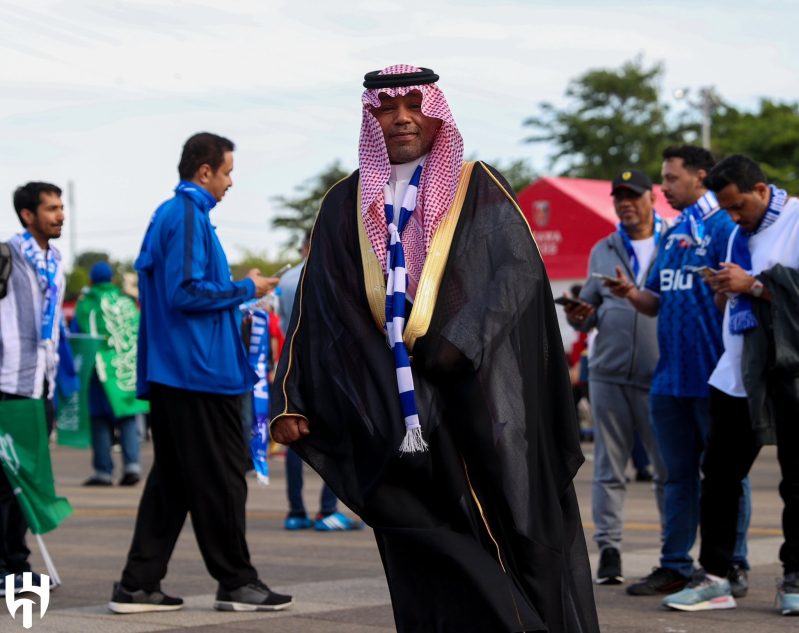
[685,265,719,279]
[554,296,583,308]
[269,263,293,279]
[591,272,622,285]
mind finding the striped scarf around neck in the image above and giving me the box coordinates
[728,185,787,334]
[672,190,720,246]
[384,161,427,454]
[617,211,665,283]
[20,231,60,341]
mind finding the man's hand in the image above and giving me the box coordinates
[563,296,595,325]
[708,263,756,295]
[607,266,635,298]
[271,415,310,444]
[246,268,279,298]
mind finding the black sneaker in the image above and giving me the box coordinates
[118,473,141,486]
[108,582,184,614]
[214,579,293,612]
[728,564,748,598]
[626,567,689,596]
[83,476,113,486]
[596,547,623,585]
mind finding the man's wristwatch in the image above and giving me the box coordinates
[750,279,765,298]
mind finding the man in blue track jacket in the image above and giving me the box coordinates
[108,132,293,614]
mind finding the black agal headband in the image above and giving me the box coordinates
[363,67,439,89]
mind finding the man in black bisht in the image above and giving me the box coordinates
[270,64,599,633]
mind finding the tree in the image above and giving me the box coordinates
[65,267,89,301]
[489,158,537,193]
[229,249,296,281]
[271,161,350,248]
[524,57,676,181]
[711,99,799,192]
[75,251,109,270]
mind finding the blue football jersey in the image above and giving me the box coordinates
[645,209,736,397]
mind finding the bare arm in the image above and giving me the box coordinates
[710,263,772,303]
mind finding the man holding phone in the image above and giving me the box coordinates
[608,146,751,598]
[565,169,666,585]
[109,133,292,614]
[662,155,799,614]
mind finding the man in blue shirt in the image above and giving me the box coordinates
[108,133,292,614]
[609,146,751,597]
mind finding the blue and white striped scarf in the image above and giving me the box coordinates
[384,162,427,454]
[728,185,787,335]
[617,211,665,283]
[672,190,720,246]
[20,231,60,341]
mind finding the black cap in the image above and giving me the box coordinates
[363,67,439,89]
[611,169,652,196]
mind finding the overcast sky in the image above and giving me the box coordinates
[2,0,797,266]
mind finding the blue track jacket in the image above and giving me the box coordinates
[134,182,256,398]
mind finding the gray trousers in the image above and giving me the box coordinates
[590,380,666,552]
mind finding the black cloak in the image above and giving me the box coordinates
[271,161,599,633]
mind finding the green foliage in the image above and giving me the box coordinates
[229,248,298,281]
[488,158,537,193]
[271,160,350,248]
[712,99,799,193]
[525,57,674,181]
[74,251,109,270]
[65,267,89,301]
[524,58,799,193]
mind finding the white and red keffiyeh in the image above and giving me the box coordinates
[359,64,464,296]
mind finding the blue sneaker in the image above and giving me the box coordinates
[283,515,313,531]
[662,570,736,612]
[779,572,799,616]
[314,512,364,532]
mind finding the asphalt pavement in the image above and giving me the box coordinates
[0,438,791,632]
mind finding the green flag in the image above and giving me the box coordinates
[0,400,72,534]
[56,334,102,448]
[74,283,149,418]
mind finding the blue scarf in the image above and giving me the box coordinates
[728,185,787,335]
[671,190,720,246]
[617,211,665,282]
[243,303,271,484]
[384,163,427,454]
[20,231,60,341]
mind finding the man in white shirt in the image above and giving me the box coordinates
[663,155,799,616]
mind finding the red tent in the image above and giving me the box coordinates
[516,177,678,280]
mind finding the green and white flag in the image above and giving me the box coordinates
[74,283,149,418]
[0,400,72,534]
[56,334,102,449]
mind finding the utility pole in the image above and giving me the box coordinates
[67,180,76,269]
[674,86,718,150]
[699,87,714,151]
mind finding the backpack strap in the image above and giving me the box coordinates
[0,242,12,299]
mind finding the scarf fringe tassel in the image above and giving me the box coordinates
[399,426,429,454]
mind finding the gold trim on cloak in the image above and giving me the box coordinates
[357,161,475,351]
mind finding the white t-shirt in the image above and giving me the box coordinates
[631,236,656,286]
[708,198,799,397]
[389,155,425,214]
